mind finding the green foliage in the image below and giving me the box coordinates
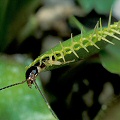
[0,0,40,51]
[27,17,120,74]
[0,55,56,120]
[100,39,120,74]
[0,0,120,119]
[77,0,115,14]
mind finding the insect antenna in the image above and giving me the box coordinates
[34,80,59,120]
[0,80,27,91]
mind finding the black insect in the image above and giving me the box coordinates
[0,64,58,119]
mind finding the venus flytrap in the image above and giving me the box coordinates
[27,17,120,73]
[0,12,120,120]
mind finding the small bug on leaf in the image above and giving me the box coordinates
[0,62,58,120]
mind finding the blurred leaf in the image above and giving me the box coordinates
[69,16,90,33]
[100,39,120,74]
[77,0,115,14]
[0,55,57,120]
[94,0,115,14]
[18,15,38,42]
[0,0,40,51]
[77,0,94,13]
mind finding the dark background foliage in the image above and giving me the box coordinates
[0,0,120,120]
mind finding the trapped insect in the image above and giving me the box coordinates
[0,11,120,120]
[0,59,59,120]
[27,11,120,72]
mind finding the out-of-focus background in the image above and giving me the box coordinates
[0,0,120,120]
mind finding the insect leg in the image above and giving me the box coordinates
[34,81,59,120]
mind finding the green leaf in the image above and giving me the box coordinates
[77,0,114,14]
[0,55,57,120]
[100,39,120,74]
[0,0,40,51]
[69,16,90,33]
[94,0,115,14]
[77,0,94,13]
[27,19,120,72]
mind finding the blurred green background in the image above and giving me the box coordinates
[0,0,120,120]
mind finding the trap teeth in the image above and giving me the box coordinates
[27,13,120,72]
